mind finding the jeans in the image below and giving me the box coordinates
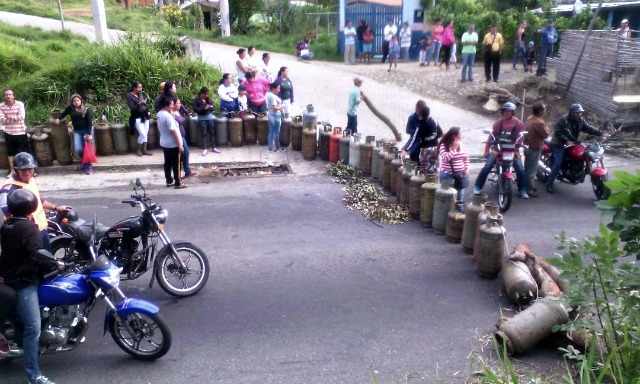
[198,119,216,149]
[461,52,475,80]
[40,230,51,252]
[162,146,182,186]
[427,40,442,64]
[220,99,237,112]
[512,43,526,68]
[181,137,192,175]
[16,282,42,380]
[135,118,149,144]
[73,128,91,160]
[439,171,465,201]
[267,113,282,150]
[346,114,358,134]
[484,51,501,81]
[538,44,553,70]
[475,152,526,192]
[249,101,267,114]
[546,145,565,188]
[523,148,541,193]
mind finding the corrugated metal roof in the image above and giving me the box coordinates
[347,0,402,6]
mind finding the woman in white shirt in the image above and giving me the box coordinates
[217,73,238,112]
[235,48,253,84]
[259,53,275,82]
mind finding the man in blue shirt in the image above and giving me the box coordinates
[537,19,558,73]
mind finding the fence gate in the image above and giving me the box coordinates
[342,2,403,56]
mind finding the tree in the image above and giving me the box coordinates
[230,0,264,35]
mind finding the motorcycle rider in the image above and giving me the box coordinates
[545,103,603,193]
[0,152,72,250]
[473,102,528,198]
[0,189,62,384]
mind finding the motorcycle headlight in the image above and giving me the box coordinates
[155,209,169,224]
[99,267,122,287]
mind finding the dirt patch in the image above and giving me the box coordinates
[64,8,114,17]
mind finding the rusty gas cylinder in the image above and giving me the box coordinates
[445,201,466,243]
[359,135,375,176]
[476,214,506,279]
[302,123,317,160]
[319,124,332,161]
[399,161,415,205]
[372,140,385,181]
[461,193,488,254]
[390,152,403,196]
[420,174,439,227]
[382,147,396,190]
[291,115,303,151]
[474,202,498,262]
[432,179,456,235]
[408,167,426,219]
[243,113,257,145]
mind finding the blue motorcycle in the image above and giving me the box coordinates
[1,238,172,363]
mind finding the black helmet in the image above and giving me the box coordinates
[13,152,37,170]
[7,188,38,217]
[570,103,584,113]
[56,208,78,223]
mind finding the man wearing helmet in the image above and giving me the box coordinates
[0,152,72,249]
[0,188,61,384]
[473,102,528,198]
[545,103,603,193]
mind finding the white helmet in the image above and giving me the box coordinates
[501,102,516,112]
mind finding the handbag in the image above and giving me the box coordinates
[82,135,98,164]
[449,157,469,190]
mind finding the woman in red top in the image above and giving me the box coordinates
[438,126,469,202]
[241,72,270,113]
[426,18,443,66]
[439,20,455,70]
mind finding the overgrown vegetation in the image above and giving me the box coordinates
[0,23,221,126]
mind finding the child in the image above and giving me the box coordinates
[418,36,428,66]
[526,41,536,73]
[237,85,249,117]
[388,35,399,72]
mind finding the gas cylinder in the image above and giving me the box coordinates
[291,116,303,151]
[476,214,506,279]
[188,113,199,146]
[94,119,114,156]
[229,113,244,147]
[31,132,53,167]
[446,201,466,243]
[280,116,292,148]
[339,129,352,164]
[420,174,439,227]
[329,127,342,163]
[0,133,8,169]
[390,152,403,195]
[349,133,362,169]
[359,135,375,176]
[496,298,569,355]
[432,179,456,235]
[372,140,384,181]
[382,147,396,190]
[408,168,426,219]
[111,121,129,155]
[319,124,332,161]
[256,113,269,145]
[146,119,158,150]
[502,261,538,306]
[461,193,488,254]
[399,161,416,205]
[49,113,73,165]
[302,104,318,132]
[302,123,317,160]
[243,113,257,145]
[215,113,229,147]
[474,202,498,262]
[377,142,390,184]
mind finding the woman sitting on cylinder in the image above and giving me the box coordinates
[217,73,238,113]
[55,94,95,174]
[438,126,470,202]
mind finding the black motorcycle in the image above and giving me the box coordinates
[49,178,210,297]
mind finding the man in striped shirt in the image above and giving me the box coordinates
[0,89,30,175]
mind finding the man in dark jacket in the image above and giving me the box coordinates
[0,189,61,384]
[401,104,443,163]
[545,103,603,193]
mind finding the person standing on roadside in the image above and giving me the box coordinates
[0,88,30,175]
[537,19,557,74]
[483,25,504,82]
[235,48,253,84]
[381,19,397,64]
[399,22,412,63]
[356,19,367,63]
[242,71,270,114]
[426,18,443,66]
[460,24,478,82]
[362,25,375,64]
[259,52,275,82]
[172,98,196,179]
[523,102,550,197]
[273,66,294,118]
[343,20,357,65]
[347,77,366,134]
[54,94,95,175]
[158,96,186,189]
[266,82,285,153]
[617,19,631,39]
[439,20,454,70]
[126,81,152,157]
[192,87,219,156]
[512,20,528,70]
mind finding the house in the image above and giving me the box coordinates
[538,0,640,31]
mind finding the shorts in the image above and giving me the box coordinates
[363,44,372,53]
[5,133,30,156]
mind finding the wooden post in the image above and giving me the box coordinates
[56,0,65,30]
[566,0,604,92]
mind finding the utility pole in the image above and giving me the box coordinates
[219,0,231,37]
[91,0,109,43]
[56,0,65,30]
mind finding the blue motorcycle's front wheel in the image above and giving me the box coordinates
[109,311,172,360]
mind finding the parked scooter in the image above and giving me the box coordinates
[48,178,210,297]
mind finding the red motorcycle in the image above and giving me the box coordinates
[536,138,610,200]
[484,129,527,213]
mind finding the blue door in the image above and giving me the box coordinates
[341,3,403,56]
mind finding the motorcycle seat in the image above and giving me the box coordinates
[75,222,110,243]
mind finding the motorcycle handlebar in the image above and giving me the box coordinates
[121,200,136,205]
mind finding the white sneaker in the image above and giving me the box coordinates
[202,149,208,156]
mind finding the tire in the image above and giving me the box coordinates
[155,242,210,297]
[49,236,86,263]
[109,311,172,360]
[497,175,513,213]
[536,152,551,183]
[592,174,611,201]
